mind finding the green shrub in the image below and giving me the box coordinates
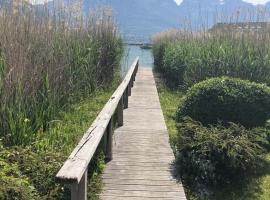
[176,117,268,186]
[177,77,270,128]
[0,160,38,200]
[0,145,67,199]
[0,145,39,200]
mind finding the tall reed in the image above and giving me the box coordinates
[153,19,270,88]
[0,1,123,146]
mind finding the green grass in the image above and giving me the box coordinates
[155,74,184,150]
[42,81,119,199]
[36,83,118,153]
[156,76,270,200]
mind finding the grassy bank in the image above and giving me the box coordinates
[0,2,123,199]
[0,84,118,199]
[154,74,183,147]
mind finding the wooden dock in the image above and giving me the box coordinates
[56,59,186,200]
[100,68,186,200]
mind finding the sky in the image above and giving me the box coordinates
[174,0,270,5]
[29,0,270,5]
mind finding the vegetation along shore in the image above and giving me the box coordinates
[0,2,123,199]
[154,26,270,200]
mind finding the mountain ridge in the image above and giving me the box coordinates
[1,0,270,42]
[81,0,270,42]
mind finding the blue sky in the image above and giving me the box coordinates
[29,0,270,5]
[174,0,270,5]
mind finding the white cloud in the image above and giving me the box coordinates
[174,0,270,6]
[28,0,270,6]
[242,0,270,4]
[174,0,183,6]
[28,0,53,5]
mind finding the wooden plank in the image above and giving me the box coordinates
[103,179,179,186]
[100,190,185,198]
[100,197,183,200]
[102,185,182,192]
[102,174,177,181]
[102,170,175,176]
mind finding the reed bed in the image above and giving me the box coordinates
[153,26,270,88]
[0,1,123,199]
[0,1,123,146]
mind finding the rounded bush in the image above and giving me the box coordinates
[177,77,270,128]
[176,118,267,185]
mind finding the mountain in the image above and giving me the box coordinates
[81,0,181,42]
[80,0,270,42]
[1,0,270,42]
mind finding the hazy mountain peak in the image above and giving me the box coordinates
[2,0,269,42]
[58,0,270,42]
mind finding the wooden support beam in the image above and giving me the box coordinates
[71,171,87,200]
[124,89,128,109]
[128,83,131,96]
[117,97,124,127]
[105,119,113,161]
[131,76,134,87]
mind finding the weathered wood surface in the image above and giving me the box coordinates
[100,68,186,199]
[56,58,138,184]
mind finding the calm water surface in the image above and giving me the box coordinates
[121,45,153,77]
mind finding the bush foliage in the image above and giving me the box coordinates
[177,77,270,128]
[176,118,268,186]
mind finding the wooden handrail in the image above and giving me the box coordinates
[56,57,139,200]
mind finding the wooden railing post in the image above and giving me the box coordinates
[71,171,87,200]
[133,73,135,82]
[128,82,131,96]
[117,97,124,126]
[105,119,113,161]
[131,76,134,87]
[124,88,128,109]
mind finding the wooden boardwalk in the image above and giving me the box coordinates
[100,68,186,200]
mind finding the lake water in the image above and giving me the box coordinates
[121,45,153,77]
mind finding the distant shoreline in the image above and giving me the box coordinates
[124,42,153,46]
